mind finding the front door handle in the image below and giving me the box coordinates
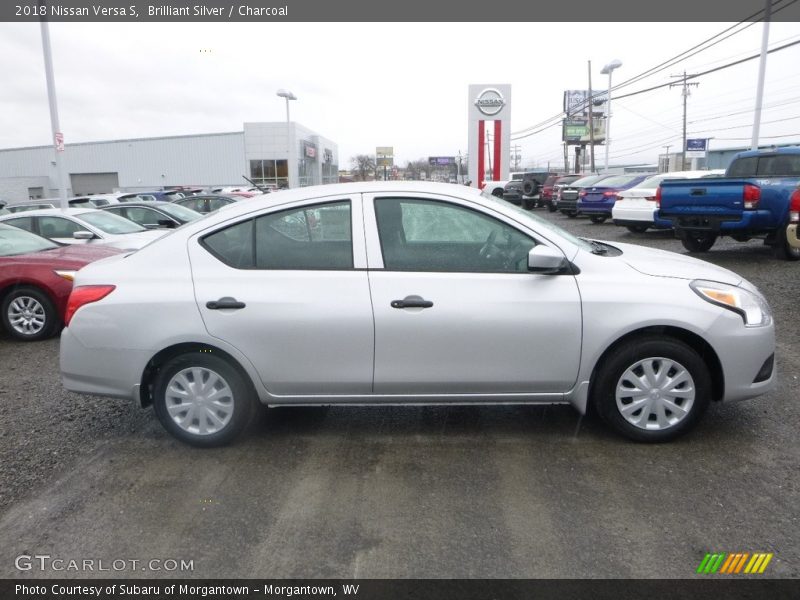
[391,295,434,309]
[206,297,246,310]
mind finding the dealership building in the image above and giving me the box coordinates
[0,122,339,202]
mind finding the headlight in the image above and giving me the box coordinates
[690,280,772,327]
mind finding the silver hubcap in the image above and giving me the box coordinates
[165,367,234,436]
[8,296,46,336]
[615,357,695,431]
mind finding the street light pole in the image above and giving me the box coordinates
[40,21,69,210]
[601,59,622,173]
[276,89,297,188]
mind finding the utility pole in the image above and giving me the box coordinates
[510,144,522,171]
[662,144,672,172]
[670,71,699,170]
[563,142,569,173]
[40,21,69,210]
[587,60,596,173]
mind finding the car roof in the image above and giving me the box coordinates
[0,207,100,218]
[102,200,173,208]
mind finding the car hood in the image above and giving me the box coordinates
[607,241,743,285]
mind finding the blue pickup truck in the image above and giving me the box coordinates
[656,147,800,260]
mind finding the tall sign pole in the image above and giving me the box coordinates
[40,20,69,209]
[587,60,596,173]
[752,0,772,150]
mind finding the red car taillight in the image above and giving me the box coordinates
[743,184,761,210]
[579,190,587,197]
[655,185,662,208]
[789,188,800,223]
[64,285,116,326]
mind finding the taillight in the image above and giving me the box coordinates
[603,191,617,201]
[655,186,662,208]
[743,184,761,210]
[579,190,587,197]
[789,188,800,223]
[64,285,115,326]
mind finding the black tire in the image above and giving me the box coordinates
[626,224,649,234]
[773,225,800,261]
[523,181,536,196]
[521,197,533,210]
[589,215,607,224]
[592,337,712,443]
[153,352,256,447]
[567,211,578,219]
[680,231,717,252]
[547,201,557,213]
[1,286,59,342]
[491,188,504,198]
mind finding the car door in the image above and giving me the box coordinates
[363,193,582,396]
[187,195,374,397]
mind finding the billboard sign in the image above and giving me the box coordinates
[564,90,608,118]
[428,156,456,166]
[376,146,393,167]
[685,138,708,158]
[563,118,606,145]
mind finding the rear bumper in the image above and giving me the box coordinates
[612,203,656,224]
[577,200,614,215]
[659,209,772,232]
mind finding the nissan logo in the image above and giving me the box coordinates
[474,88,505,116]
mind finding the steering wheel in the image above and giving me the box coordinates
[479,230,499,259]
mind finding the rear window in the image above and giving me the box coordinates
[595,175,640,188]
[728,154,800,177]
[569,175,609,188]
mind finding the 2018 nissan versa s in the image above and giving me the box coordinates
[60,182,776,446]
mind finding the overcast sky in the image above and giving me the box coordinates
[1,21,798,170]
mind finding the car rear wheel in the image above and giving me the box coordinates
[153,352,255,447]
[773,225,800,261]
[680,231,717,252]
[547,201,557,213]
[626,224,649,234]
[566,211,578,218]
[589,215,607,224]
[593,337,711,442]
[1,287,59,341]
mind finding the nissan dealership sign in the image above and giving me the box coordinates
[474,88,506,116]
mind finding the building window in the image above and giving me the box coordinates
[250,159,289,189]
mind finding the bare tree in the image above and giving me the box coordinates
[404,159,430,181]
[350,154,376,181]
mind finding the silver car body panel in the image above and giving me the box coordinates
[59,182,776,415]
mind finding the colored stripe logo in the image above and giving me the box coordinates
[696,552,773,574]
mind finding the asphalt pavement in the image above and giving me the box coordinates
[0,209,797,579]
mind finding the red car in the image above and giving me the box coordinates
[0,223,122,341]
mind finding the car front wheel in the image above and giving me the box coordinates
[593,337,711,442]
[1,286,59,341]
[153,352,255,447]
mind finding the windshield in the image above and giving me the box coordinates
[480,192,593,252]
[0,223,59,256]
[159,203,204,222]
[79,210,147,234]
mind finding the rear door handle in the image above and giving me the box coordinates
[206,297,246,310]
[391,295,434,309]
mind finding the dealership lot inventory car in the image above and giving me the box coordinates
[173,194,242,214]
[0,208,168,250]
[0,223,121,341]
[100,201,203,229]
[558,174,614,217]
[61,182,776,446]
[612,170,726,233]
[576,175,649,224]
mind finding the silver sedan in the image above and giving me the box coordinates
[60,182,776,446]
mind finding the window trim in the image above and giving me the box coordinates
[199,199,356,271]
[370,195,539,275]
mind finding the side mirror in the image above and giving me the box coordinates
[158,219,177,228]
[73,230,94,240]
[528,246,568,274]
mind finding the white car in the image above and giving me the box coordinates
[0,207,168,250]
[60,182,775,447]
[612,170,725,233]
